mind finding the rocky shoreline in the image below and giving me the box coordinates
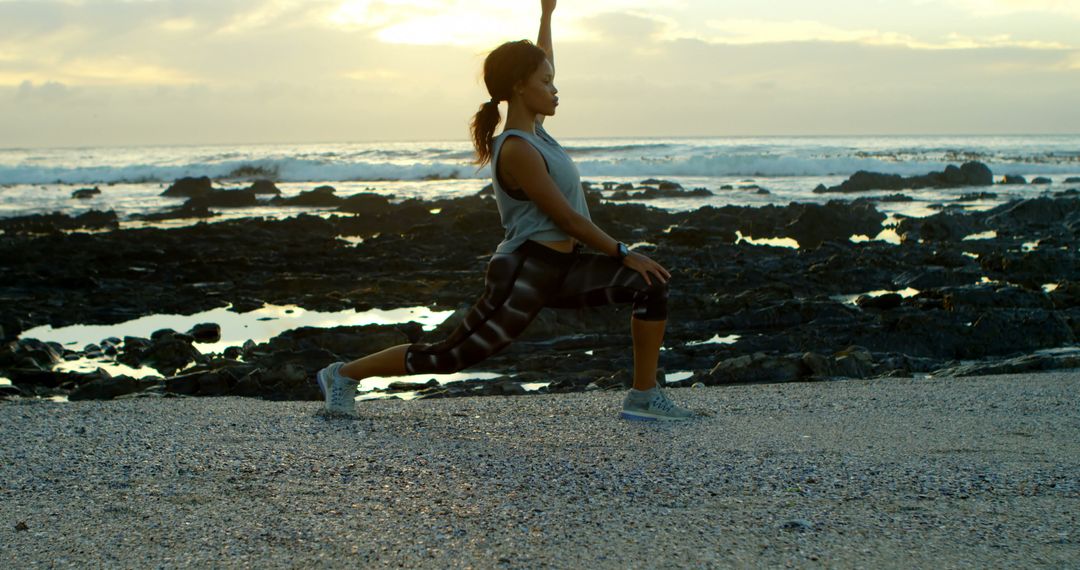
[1,163,1079,402]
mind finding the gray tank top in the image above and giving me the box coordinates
[490,122,591,253]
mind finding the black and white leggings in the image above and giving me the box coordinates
[405,240,668,375]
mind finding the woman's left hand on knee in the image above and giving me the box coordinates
[623,252,670,286]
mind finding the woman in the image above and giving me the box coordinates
[317,0,693,421]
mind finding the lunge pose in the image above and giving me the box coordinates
[317,0,694,421]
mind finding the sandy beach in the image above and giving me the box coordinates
[2,371,1077,568]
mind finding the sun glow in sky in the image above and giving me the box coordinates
[0,0,1077,146]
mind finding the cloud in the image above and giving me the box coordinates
[919,0,1080,19]
[14,79,70,101]
[692,18,1074,50]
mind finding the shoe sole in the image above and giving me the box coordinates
[619,410,694,422]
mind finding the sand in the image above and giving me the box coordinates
[2,371,1078,568]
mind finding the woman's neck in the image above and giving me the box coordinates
[503,103,539,134]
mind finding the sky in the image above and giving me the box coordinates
[1,0,1078,147]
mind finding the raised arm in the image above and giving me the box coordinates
[536,0,555,125]
[538,0,555,67]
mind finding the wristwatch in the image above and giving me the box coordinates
[615,242,630,261]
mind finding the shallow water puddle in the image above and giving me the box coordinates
[851,227,902,245]
[832,288,920,305]
[20,304,454,356]
[735,231,799,249]
[962,230,998,241]
[686,334,741,346]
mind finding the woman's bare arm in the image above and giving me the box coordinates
[501,137,671,284]
[536,0,555,126]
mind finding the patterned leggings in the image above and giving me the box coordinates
[404,240,668,375]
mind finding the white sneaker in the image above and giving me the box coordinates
[620,387,695,421]
[316,362,358,417]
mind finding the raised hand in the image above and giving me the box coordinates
[541,0,556,15]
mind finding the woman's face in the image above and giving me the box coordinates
[514,58,558,116]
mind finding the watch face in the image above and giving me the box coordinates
[618,243,629,258]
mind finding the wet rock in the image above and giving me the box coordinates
[856,293,903,310]
[272,185,342,207]
[815,161,993,193]
[785,201,885,248]
[123,332,204,376]
[1048,281,1080,309]
[705,352,807,384]
[187,323,222,343]
[960,162,994,186]
[338,193,393,214]
[933,347,1080,377]
[256,324,417,361]
[871,194,914,202]
[1000,175,1027,185]
[984,197,1080,237]
[247,179,281,194]
[801,346,875,378]
[69,371,158,401]
[608,185,713,201]
[72,187,101,199]
[130,199,215,221]
[192,189,258,208]
[0,210,119,234]
[896,211,983,242]
[940,284,1053,311]
[1065,177,1080,183]
[956,192,997,202]
[162,176,213,198]
[1030,177,1052,185]
[0,383,23,399]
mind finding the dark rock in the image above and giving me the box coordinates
[785,201,885,248]
[1048,281,1080,309]
[960,162,994,186]
[187,323,222,343]
[247,179,281,194]
[338,193,393,214]
[72,187,101,199]
[856,293,903,310]
[69,372,158,400]
[1001,175,1027,185]
[1030,177,1052,185]
[272,185,343,207]
[0,210,119,234]
[131,198,215,221]
[193,189,258,208]
[1065,177,1080,183]
[705,352,807,384]
[896,211,983,242]
[933,347,1080,377]
[134,332,204,376]
[162,176,213,198]
[872,194,914,202]
[607,185,713,201]
[815,162,993,193]
[956,192,997,202]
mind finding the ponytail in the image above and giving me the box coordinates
[471,100,502,168]
[470,40,548,169]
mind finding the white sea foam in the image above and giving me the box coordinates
[2,135,1077,185]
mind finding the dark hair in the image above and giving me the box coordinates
[470,40,549,168]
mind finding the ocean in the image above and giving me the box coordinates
[1,134,1078,225]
